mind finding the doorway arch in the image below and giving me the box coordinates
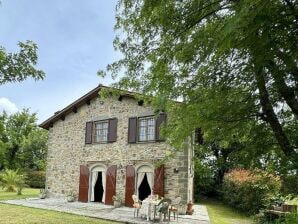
[89,163,107,203]
[136,163,154,200]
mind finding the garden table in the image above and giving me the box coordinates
[140,198,161,221]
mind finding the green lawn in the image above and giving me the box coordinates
[199,198,254,224]
[0,204,118,224]
[0,188,119,224]
[0,188,40,201]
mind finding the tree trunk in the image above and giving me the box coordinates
[255,67,296,158]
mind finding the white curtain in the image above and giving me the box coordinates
[137,172,146,189]
[91,172,98,201]
[102,171,106,203]
[146,172,153,193]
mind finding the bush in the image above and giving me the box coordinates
[256,212,298,224]
[193,159,215,201]
[221,168,281,215]
[0,169,27,194]
[25,170,45,188]
[281,175,298,195]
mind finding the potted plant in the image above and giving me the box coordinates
[67,191,76,202]
[39,189,47,199]
[112,193,122,208]
[186,201,194,215]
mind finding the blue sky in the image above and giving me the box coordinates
[0,0,119,122]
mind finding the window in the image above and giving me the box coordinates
[138,116,155,142]
[94,121,109,143]
[85,118,117,144]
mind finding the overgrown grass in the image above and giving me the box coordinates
[199,197,254,224]
[0,204,119,224]
[0,188,40,200]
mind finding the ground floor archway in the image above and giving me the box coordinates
[89,164,106,203]
[136,164,153,201]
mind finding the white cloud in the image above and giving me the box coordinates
[0,97,18,114]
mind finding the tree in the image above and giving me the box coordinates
[0,109,48,171]
[0,40,45,84]
[101,0,298,165]
[21,129,48,171]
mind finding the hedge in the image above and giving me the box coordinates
[221,168,281,215]
[25,170,46,188]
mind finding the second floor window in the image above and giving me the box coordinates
[94,121,109,143]
[138,116,155,142]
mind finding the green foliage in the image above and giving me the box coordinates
[103,0,298,171]
[193,158,215,199]
[0,41,44,84]
[0,169,26,194]
[0,109,48,171]
[221,169,281,215]
[281,175,298,195]
[25,170,45,188]
[256,212,298,224]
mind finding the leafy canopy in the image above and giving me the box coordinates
[0,40,45,84]
[0,109,48,171]
[100,0,297,166]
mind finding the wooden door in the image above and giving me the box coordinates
[125,165,135,207]
[153,164,164,197]
[78,165,89,202]
[105,165,117,205]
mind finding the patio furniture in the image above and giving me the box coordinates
[266,204,297,219]
[140,196,161,221]
[156,198,171,223]
[169,196,181,221]
[132,195,141,217]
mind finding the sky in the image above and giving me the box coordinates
[0,0,120,123]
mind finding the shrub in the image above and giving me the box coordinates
[193,159,215,200]
[0,169,27,194]
[221,168,281,215]
[281,175,298,195]
[25,170,45,188]
[256,212,298,224]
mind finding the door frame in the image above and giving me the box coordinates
[135,163,154,198]
[88,163,107,202]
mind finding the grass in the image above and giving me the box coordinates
[0,188,119,224]
[0,188,40,201]
[199,198,254,224]
[0,204,119,224]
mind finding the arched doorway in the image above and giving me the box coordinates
[136,164,153,201]
[89,164,106,203]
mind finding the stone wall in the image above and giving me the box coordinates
[46,95,192,204]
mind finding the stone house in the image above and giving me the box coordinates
[40,84,194,207]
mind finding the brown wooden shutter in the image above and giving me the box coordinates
[128,117,137,143]
[85,122,93,144]
[105,165,117,205]
[153,164,164,197]
[195,128,204,144]
[155,113,167,141]
[78,165,89,202]
[125,165,135,207]
[108,118,117,142]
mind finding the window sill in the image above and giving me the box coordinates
[129,140,165,144]
[85,142,114,145]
